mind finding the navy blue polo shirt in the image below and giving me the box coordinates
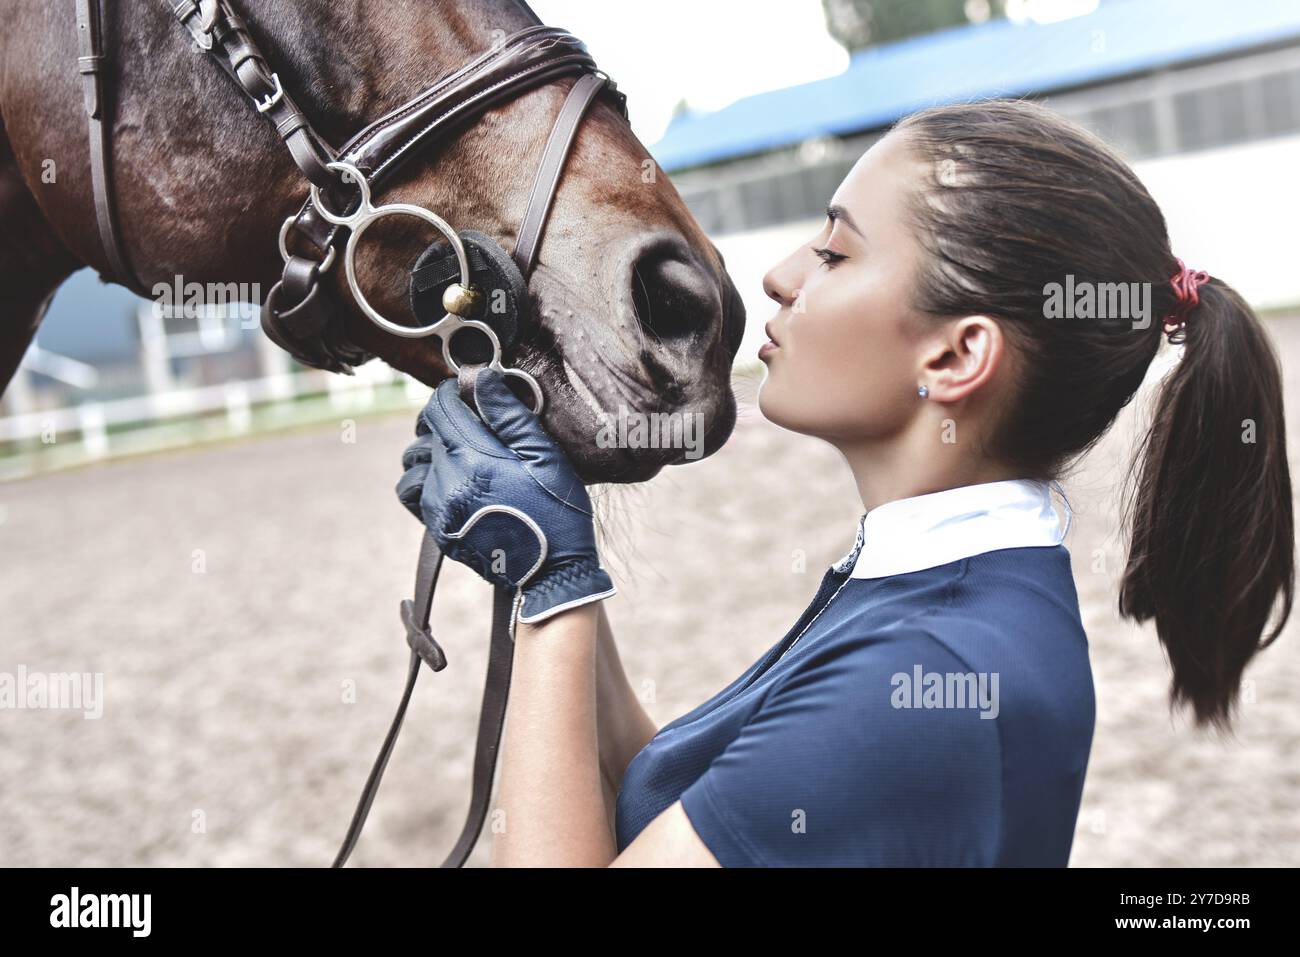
[614,480,1096,867]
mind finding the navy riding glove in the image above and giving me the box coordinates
[395,368,616,624]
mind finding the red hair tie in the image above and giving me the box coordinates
[1164,258,1210,337]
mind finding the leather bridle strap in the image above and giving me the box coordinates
[76,0,142,290]
[331,532,517,869]
[512,71,609,276]
[173,0,336,187]
[258,25,626,373]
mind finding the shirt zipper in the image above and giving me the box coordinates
[729,567,851,699]
[773,575,851,664]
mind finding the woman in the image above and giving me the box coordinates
[396,99,1294,867]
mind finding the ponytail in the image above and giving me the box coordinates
[1119,277,1294,733]
[892,100,1293,733]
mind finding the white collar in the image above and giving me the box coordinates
[832,479,1072,580]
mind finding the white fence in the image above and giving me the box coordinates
[0,362,430,480]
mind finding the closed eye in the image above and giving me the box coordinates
[812,246,847,268]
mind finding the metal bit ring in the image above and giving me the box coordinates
[309,161,473,339]
[309,161,543,413]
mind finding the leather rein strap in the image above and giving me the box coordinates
[331,533,519,869]
[76,0,141,289]
[76,0,626,866]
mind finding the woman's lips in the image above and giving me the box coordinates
[760,321,780,359]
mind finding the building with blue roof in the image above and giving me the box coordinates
[654,0,1300,240]
[654,0,1300,171]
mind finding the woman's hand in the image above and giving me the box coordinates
[395,369,616,624]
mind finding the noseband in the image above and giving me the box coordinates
[76,0,629,866]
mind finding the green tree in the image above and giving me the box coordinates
[822,0,1009,51]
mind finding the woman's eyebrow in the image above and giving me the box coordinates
[826,203,865,239]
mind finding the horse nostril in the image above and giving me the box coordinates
[630,249,715,342]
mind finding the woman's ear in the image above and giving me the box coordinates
[918,315,1007,403]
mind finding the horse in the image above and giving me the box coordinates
[0,0,746,482]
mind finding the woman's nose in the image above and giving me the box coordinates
[762,244,809,307]
[762,275,784,305]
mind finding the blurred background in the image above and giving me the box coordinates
[2,0,1297,866]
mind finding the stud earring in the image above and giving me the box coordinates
[917,384,929,398]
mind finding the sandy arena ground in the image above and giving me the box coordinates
[1,317,1297,867]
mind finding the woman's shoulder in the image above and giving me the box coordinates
[958,543,1084,618]
[859,544,1089,655]
[828,544,1086,652]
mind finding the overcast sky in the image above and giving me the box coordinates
[528,0,849,147]
[528,0,1105,148]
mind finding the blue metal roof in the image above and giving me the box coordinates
[651,0,1300,171]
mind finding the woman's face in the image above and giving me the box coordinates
[758,131,933,441]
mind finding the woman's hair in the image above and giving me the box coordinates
[891,98,1293,733]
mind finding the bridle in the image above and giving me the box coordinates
[78,0,628,407]
[75,0,629,866]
